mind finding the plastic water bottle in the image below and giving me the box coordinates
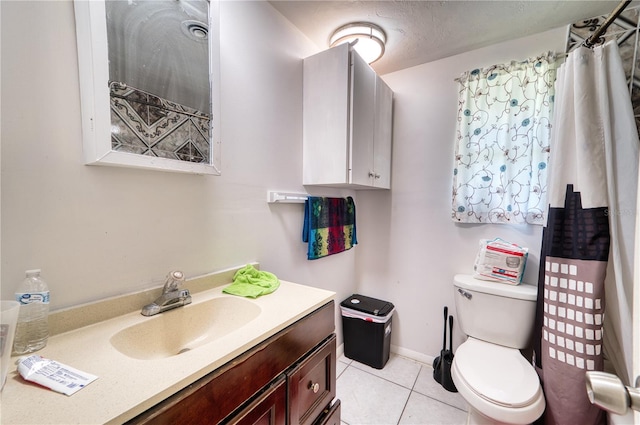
[13,269,50,354]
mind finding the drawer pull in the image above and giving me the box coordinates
[308,381,320,393]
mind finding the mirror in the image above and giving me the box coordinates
[74,0,221,175]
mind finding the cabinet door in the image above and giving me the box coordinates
[288,335,337,425]
[227,376,287,425]
[349,50,376,187]
[302,44,351,185]
[373,75,393,189]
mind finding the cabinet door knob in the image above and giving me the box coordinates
[368,171,375,178]
[308,381,320,393]
[374,173,381,179]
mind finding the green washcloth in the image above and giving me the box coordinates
[223,265,280,298]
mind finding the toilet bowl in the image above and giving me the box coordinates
[452,274,545,425]
[452,338,545,424]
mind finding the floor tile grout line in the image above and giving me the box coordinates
[395,364,425,425]
[337,361,412,425]
[409,364,422,391]
[337,356,469,423]
[413,392,468,413]
[349,364,418,391]
[337,363,349,380]
[410,365,468,414]
[396,389,412,425]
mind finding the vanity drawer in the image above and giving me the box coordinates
[287,335,336,425]
[314,399,340,425]
[227,375,287,425]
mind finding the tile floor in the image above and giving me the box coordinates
[337,353,469,425]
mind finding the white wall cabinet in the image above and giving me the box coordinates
[303,44,393,189]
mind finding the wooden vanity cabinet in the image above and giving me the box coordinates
[125,301,338,425]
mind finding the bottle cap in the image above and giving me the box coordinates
[25,269,41,277]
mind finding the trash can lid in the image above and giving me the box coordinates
[340,294,394,316]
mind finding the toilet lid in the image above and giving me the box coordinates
[454,338,542,408]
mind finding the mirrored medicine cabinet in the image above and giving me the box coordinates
[74,0,221,175]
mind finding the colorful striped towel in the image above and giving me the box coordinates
[302,196,357,260]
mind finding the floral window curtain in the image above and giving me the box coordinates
[452,52,558,225]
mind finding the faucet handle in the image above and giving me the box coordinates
[164,270,185,293]
[170,270,184,281]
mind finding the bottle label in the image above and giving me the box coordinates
[15,291,50,305]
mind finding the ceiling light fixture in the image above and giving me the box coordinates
[329,22,386,64]
[181,20,209,42]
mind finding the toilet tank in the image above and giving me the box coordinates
[453,274,538,349]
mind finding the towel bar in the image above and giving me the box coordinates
[267,191,309,203]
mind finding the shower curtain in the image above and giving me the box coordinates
[533,41,638,425]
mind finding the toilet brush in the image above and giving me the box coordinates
[433,306,447,383]
[440,315,457,392]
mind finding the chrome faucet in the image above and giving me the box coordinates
[141,271,192,316]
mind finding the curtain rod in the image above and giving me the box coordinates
[584,0,633,47]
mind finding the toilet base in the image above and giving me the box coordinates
[465,406,533,425]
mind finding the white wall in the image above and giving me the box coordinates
[1,0,572,362]
[355,27,569,362]
[0,1,357,339]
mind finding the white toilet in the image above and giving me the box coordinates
[451,274,545,425]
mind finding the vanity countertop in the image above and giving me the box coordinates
[1,276,335,424]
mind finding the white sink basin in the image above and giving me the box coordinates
[110,296,261,360]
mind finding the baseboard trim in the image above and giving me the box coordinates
[391,344,436,366]
[337,341,436,367]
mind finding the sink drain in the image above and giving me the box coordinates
[177,348,191,355]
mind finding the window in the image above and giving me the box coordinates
[451,52,557,225]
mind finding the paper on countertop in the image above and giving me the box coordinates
[17,354,98,396]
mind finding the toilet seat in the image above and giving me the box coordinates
[454,338,541,407]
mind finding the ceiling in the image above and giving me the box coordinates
[270,1,633,75]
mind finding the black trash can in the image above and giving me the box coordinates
[340,294,395,369]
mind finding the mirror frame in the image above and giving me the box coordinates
[73,0,221,175]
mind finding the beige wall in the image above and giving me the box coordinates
[0,1,357,339]
[357,27,568,362]
[1,0,569,361]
